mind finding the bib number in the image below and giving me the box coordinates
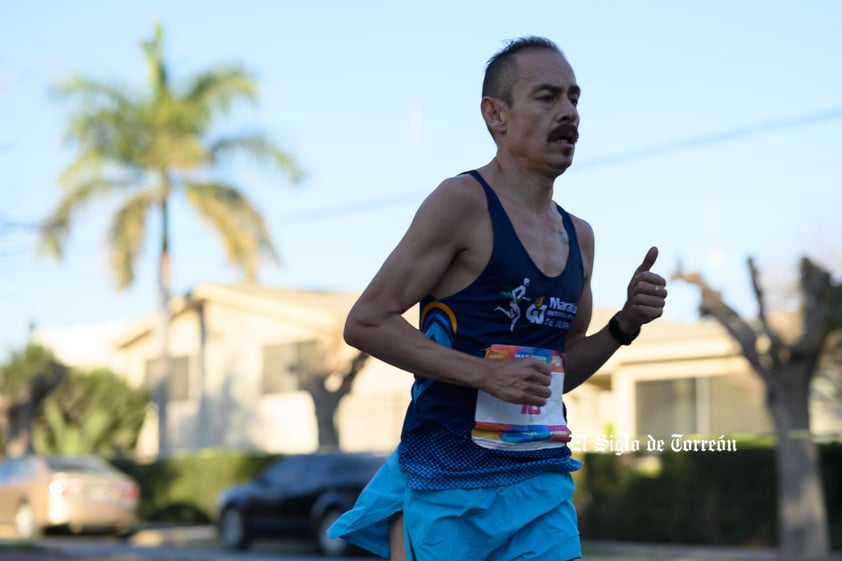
[471,344,571,451]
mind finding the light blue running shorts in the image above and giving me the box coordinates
[327,450,405,559]
[404,471,581,561]
[329,450,581,561]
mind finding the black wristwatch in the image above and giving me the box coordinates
[608,312,640,345]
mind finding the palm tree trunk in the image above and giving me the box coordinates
[154,189,173,455]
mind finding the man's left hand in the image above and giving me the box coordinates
[618,246,667,333]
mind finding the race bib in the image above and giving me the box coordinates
[471,344,571,451]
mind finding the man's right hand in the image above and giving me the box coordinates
[481,358,553,406]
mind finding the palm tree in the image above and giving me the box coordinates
[38,24,302,454]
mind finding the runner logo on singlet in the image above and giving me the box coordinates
[496,278,531,332]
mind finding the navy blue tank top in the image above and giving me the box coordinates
[399,170,585,490]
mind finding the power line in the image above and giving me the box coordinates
[277,105,842,223]
[575,105,842,170]
[0,219,40,231]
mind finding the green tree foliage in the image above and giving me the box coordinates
[33,368,148,456]
[0,343,60,397]
[0,343,67,455]
[1,344,147,457]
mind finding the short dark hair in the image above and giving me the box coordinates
[482,36,562,106]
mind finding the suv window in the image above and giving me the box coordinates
[329,454,384,479]
[262,456,312,486]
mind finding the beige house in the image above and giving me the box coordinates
[35,282,793,459]
[569,309,772,449]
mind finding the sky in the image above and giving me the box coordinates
[1,1,841,358]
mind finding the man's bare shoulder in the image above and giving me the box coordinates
[400,172,488,250]
[417,173,492,297]
[425,172,486,211]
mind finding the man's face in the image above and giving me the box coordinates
[497,49,580,177]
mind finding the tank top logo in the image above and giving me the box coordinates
[496,278,578,332]
[495,278,531,331]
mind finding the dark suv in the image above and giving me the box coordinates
[214,451,386,556]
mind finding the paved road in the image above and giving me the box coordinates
[2,525,841,561]
[1,537,336,561]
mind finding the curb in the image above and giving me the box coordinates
[127,524,216,547]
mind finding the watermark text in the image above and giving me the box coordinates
[568,434,738,456]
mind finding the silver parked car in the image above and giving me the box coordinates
[0,454,139,538]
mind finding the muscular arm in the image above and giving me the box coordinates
[345,176,553,406]
[562,217,667,392]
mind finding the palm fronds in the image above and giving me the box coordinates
[108,190,156,289]
[42,23,300,290]
[185,181,280,281]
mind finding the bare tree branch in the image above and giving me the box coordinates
[672,264,771,384]
[748,257,784,367]
[337,352,370,395]
[795,257,833,359]
[299,347,370,449]
[674,256,837,560]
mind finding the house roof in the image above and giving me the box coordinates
[115,282,362,348]
[32,319,136,368]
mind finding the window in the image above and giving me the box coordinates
[261,340,320,394]
[144,355,191,401]
[708,374,771,435]
[0,460,15,481]
[0,458,31,480]
[262,456,312,486]
[637,378,697,438]
[636,373,772,438]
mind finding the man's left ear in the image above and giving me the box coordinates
[481,96,507,134]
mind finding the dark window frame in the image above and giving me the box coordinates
[260,339,320,395]
[144,355,192,402]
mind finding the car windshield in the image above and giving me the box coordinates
[45,456,113,474]
[330,454,384,478]
[258,453,384,485]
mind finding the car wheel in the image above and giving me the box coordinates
[218,507,250,550]
[15,501,41,540]
[317,508,350,557]
[112,523,134,539]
